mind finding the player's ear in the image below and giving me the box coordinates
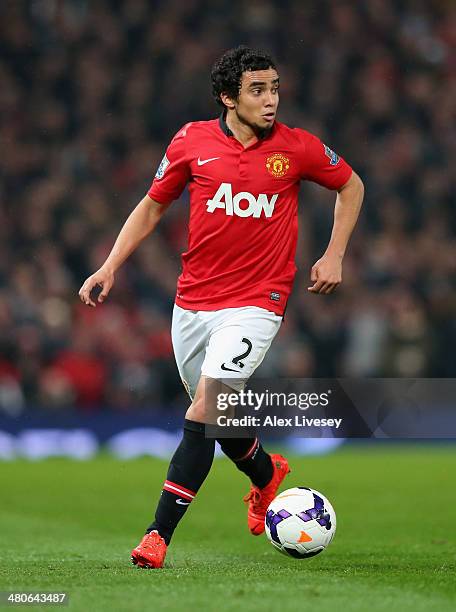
[220,92,235,109]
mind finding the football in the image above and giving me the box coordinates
[265,487,336,558]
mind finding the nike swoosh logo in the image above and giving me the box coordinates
[197,156,220,166]
[175,498,191,506]
[221,363,241,373]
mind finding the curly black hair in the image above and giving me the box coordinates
[211,46,276,108]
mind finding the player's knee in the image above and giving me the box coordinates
[185,375,229,423]
[185,375,212,422]
[185,396,207,423]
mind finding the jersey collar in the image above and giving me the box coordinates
[218,110,273,141]
[219,111,234,137]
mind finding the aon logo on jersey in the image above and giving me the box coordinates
[206,183,278,218]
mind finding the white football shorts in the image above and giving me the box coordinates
[171,304,283,398]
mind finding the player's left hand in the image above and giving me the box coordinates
[307,255,342,294]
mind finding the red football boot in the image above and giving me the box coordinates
[244,454,291,535]
[131,531,167,569]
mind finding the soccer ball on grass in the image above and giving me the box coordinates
[265,487,336,558]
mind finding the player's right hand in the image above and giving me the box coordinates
[78,267,114,307]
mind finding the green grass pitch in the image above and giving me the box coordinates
[1,444,455,611]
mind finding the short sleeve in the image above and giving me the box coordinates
[148,124,192,204]
[298,131,352,190]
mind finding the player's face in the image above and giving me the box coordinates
[232,69,280,131]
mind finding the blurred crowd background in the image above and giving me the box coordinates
[0,0,455,414]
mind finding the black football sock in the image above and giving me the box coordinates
[146,419,215,544]
[218,437,273,489]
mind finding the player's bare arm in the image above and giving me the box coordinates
[78,196,170,307]
[308,171,364,295]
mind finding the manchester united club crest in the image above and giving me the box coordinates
[266,153,290,178]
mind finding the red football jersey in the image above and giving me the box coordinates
[148,115,352,315]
